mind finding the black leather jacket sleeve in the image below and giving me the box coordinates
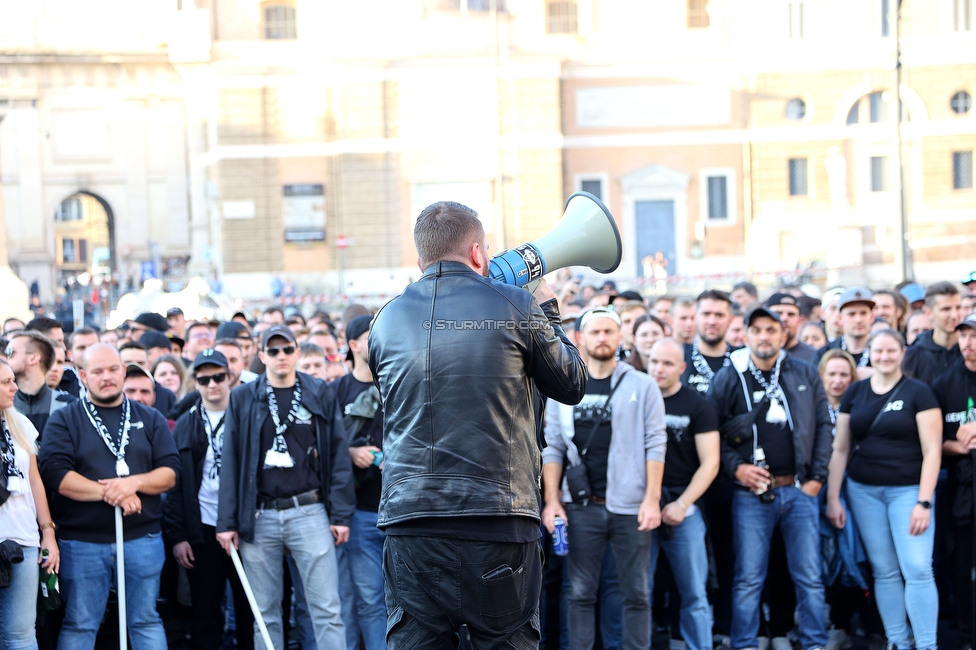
[324,392,355,528]
[529,298,587,405]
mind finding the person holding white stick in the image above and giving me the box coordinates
[39,344,179,650]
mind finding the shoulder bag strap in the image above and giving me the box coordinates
[866,378,908,435]
[576,377,624,459]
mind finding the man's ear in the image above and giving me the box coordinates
[417,257,423,271]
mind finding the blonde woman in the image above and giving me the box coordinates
[0,358,59,649]
[152,354,189,399]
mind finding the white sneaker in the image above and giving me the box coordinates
[759,637,770,650]
[771,637,793,650]
[670,640,688,650]
[827,629,851,650]
[713,634,732,650]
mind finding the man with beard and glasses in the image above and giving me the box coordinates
[542,308,666,650]
[903,281,963,385]
[815,287,875,379]
[217,325,355,650]
[164,350,254,650]
[682,289,735,395]
[39,344,179,650]
[369,201,586,649]
[707,308,832,650]
[934,314,976,648]
[766,293,818,364]
[8,331,76,440]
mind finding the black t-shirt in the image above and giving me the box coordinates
[574,375,613,499]
[816,337,870,369]
[257,386,322,500]
[331,374,384,512]
[744,370,796,476]
[840,377,939,486]
[681,342,732,395]
[663,385,719,488]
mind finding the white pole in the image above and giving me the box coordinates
[114,505,127,650]
[230,544,276,650]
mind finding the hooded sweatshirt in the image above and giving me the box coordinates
[904,329,961,385]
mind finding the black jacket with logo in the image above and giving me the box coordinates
[216,373,355,543]
[932,359,976,523]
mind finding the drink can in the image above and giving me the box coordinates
[552,516,569,556]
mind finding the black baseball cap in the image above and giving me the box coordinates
[134,312,169,332]
[192,348,229,371]
[745,306,783,327]
[956,314,976,332]
[344,315,372,362]
[260,324,297,348]
[764,293,799,309]
[216,321,251,341]
[124,363,154,385]
[140,331,172,351]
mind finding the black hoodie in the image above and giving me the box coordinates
[904,330,961,385]
[932,359,976,524]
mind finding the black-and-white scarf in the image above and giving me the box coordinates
[202,406,225,480]
[840,337,870,368]
[83,396,132,477]
[265,377,303,460]
[0,415,24,482]
[691,339,731,380]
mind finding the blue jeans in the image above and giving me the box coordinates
[731,486,827,650]
[336,545,362,650]
[559,544,623,650]
[286,553,319,650]
[649,509,712,650]
[58,534,167,650]
[0,545,39,650]
[846,480,938,649]
[239,502,344,650]
[345,509,388,650]
[565,501,651,650]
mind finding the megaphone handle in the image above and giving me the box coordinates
[524,280,541,293]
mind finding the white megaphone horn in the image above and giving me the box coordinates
[489,192,623,287]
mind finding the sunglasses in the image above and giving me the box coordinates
[4,345,13,357]
[264,345,296,357]
[195,372,227,386]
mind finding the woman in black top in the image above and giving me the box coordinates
[825,328,942,650]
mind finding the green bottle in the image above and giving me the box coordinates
[39,549,60,610]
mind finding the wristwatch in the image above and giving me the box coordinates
[916,500,932,509]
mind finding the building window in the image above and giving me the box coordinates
[955,151,974,190]
[951,91,973,114]
[789,158,808,196]
[870,156,888,192]
[869,91,887,123]
[955,0,973,31]
[580,178,603,200]
[62,238,76,263]
[847,102,860,125]
[78,239,88,264]
[881,0,891,36]
[788,1,805,38]
[546,1,577,34]
[706,176,728,219]
[264,4,297,40]
[688,0,710,28]
[785,98,806,120]
[56,198,83,222]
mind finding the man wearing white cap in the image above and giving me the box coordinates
[542,307,667,650]
[815,287,876,379]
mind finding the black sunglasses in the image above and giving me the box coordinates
[264,345,296,357]
[195,372,227,386]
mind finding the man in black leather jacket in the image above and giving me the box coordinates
[369,200,587,649]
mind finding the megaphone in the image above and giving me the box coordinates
[490,192,622,287]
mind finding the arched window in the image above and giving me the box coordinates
[951,91,973,115]
[785,98,806,121]
[56,197,83,222]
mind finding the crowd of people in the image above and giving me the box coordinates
[1,236,976,650]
